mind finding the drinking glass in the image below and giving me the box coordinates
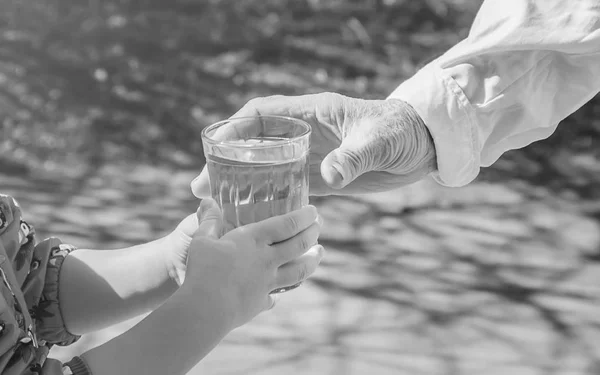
[201,116,311,293]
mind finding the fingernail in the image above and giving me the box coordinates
[321,162,345,188]
[269,294,279,310]
[330,163,345,186]
[197,198,206,212]
[305,205,318,216]
[316,214,324,227]
[316,244,325,259]
[191,177,201,198]
[199,198,214,213]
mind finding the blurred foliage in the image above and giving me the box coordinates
[0,0,480,177]
[0,0,600,198]
[2,2,600,373]
[0,0,599,195]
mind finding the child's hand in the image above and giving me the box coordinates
[162,207,219,286]
[183,199,324,328]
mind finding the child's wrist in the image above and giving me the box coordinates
[176,281,238,330]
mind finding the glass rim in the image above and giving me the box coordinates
[201,115,312,148]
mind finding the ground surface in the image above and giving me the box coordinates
[2,1,600,374]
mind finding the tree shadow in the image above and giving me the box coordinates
[3,0,600,374]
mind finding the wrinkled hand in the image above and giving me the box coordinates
[191,93,437,196]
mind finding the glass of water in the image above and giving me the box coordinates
[201,115,311,233]
[202,116,311,294]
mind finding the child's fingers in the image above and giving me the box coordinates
[172,213,199,244]
[195,199,223,239]
[272,244,325,290]
[247,205,318,244]
[190,167,211,198]
[269,221,321,266]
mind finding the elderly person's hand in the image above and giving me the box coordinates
[191,93,437,196]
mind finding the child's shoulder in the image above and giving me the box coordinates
[0,193,34,251]
[0,193,22,232]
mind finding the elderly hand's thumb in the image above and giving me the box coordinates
[320,135,375,189]
[195,198,223,239]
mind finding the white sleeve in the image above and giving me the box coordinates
[388,0,600,187]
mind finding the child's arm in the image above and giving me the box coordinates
[58,236,180,335]
[80,278,234,375]
[75,200,324,375]
[57,211,201,335]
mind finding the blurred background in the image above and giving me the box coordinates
[2,0,600,374]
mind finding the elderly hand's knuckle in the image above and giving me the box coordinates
[235,227,256,243]
[246,96,265,108]
[323,91,341,100]
[248,96,264,104]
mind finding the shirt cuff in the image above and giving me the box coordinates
[387,61,480,187]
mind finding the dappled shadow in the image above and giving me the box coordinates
[215,184,600,374]
[2,0,600,374]
[0,0,478,178]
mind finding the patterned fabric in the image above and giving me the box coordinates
[0,194,90,375]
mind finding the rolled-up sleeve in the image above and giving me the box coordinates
[30,238,81,347]
[30,238,92,374]
[388,0,600,187]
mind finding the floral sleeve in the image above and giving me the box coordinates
[0,194,92,374]
[28,238,81,347]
